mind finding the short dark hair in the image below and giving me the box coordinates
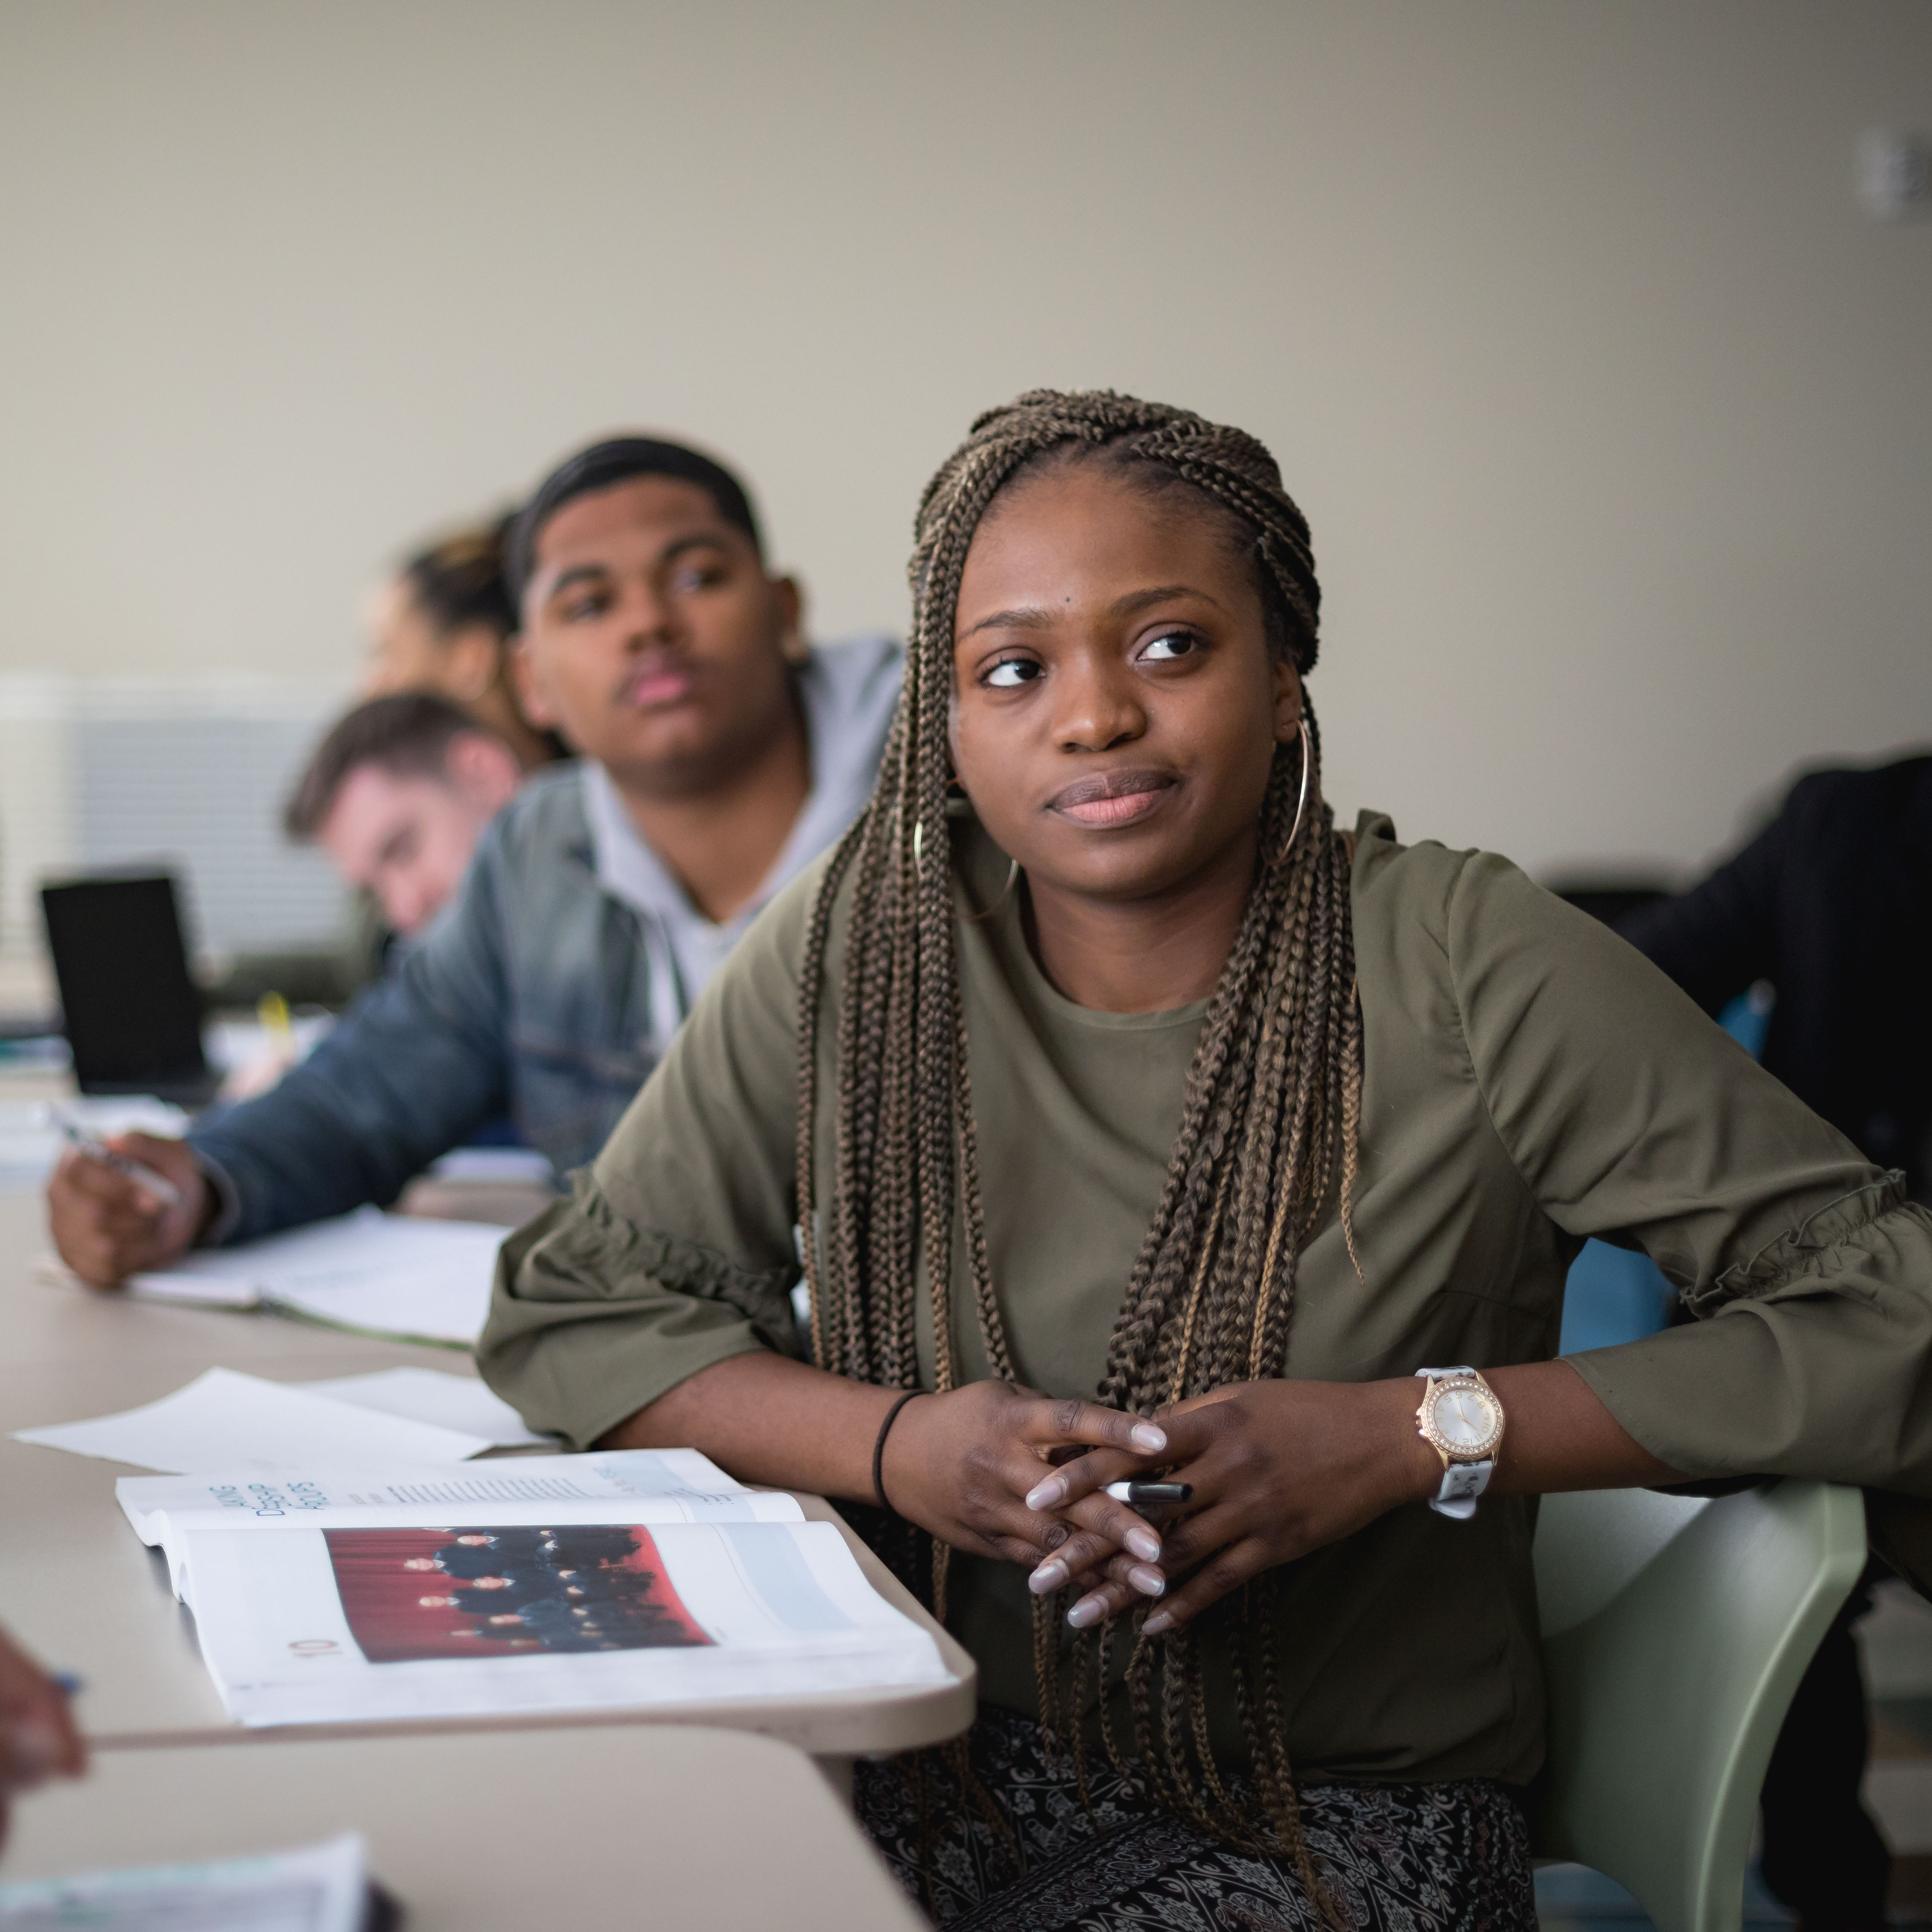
[284,693,497,841]
[399,512,518,641]
[506,436,763,606]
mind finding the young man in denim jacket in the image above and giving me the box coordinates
[49,436,900,1279]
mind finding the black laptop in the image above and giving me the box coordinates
[40,872,220,1107]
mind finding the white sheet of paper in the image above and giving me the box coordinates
[296,1367,554,1447]
[12,1367,491,1473]
[125,1208,507,1343]
[0,1832,369,1932]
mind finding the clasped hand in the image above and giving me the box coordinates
[880,1375,1437,1636]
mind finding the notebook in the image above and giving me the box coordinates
[38,1208,511,1349]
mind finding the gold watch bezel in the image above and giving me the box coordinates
[1415,1371,1505,1465]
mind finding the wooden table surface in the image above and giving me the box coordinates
[4,1725,926,1930]
[0,1189,975,1761]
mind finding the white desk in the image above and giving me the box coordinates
[0,1192,975,1760]
[4,1726,925,1930]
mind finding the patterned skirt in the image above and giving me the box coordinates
[853,1706,1537,1932]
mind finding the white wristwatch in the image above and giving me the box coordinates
[1414,1366,1505,1521]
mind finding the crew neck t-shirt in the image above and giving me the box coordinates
[480,811,1932,1785]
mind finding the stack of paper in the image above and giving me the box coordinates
[116,1449,956,1726]
[11,1366,552,1474]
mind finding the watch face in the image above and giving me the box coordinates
[1436,1389,1496,1449]
[1422,1378,1502,1458]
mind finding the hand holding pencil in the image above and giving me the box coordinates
[46,1128,211,1287]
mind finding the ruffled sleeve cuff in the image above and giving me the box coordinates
[1683,1170,1910,1317]
[477,1171,801,1451]
[1568,1182,1932,1489]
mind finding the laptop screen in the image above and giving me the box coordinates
[40,873,210,1096]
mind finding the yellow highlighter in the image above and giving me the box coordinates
[257,991,295,1057]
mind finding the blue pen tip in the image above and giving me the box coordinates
[52,1671,85,1697]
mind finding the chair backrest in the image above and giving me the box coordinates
[1533,1480,1866,1932]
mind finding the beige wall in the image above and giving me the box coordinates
[1,0,1927,880]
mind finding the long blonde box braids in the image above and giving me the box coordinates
[793,392,1362,1901]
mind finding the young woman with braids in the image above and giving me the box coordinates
[480,392,1932,1930]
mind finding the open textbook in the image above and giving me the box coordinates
[39,1208,509,1347]
[119,1449,955,1724]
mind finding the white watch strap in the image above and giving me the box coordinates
[1429,1458,1493,1520]
[1416,1368,1489,1521]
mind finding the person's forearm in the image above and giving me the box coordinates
[1481,1358,1679,1493]
[597,1352,902,1504]
[1271,1359,1679,1513]
[195,957,506,1243]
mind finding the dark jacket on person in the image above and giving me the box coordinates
[1617,754,1932,1198]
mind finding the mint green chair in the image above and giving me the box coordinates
[1533,1480,1867,1932]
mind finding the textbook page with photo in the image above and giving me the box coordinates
[119,1449,957,1725]
[39,1207,509,1348]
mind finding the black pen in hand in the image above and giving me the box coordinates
[1103,1481,1192,1505]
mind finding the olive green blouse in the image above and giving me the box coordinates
[479,813,1932,1786]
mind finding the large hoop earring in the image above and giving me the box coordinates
[910,817,1019,922]
[1272,722,1310,867]
[910,777,971,866]
[965,858,1021,923]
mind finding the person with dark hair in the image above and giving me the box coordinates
[364,513,562,772]
[1619,756,1932,1199]
[449,1579,552,1613]
[480,392,1932,1929]
[432,1543,543,1581]
[283,692,524,940]
[47,434,900,1283]
[1616,754,1932,1932]
[543,1527,642,1568]
[205,518,557,1015]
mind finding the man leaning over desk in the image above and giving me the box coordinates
[47,436,901,1284]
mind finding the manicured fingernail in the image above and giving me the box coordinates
[1143,1609,1173,1635]
[1066,1596,1104,1629]
[1125,1527,1162,1563]
[1025,1476,1066,1512]
[1128,1565,1165,1596]
[1029,1559,1069,1596]
[1130,1424,1167,1454]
